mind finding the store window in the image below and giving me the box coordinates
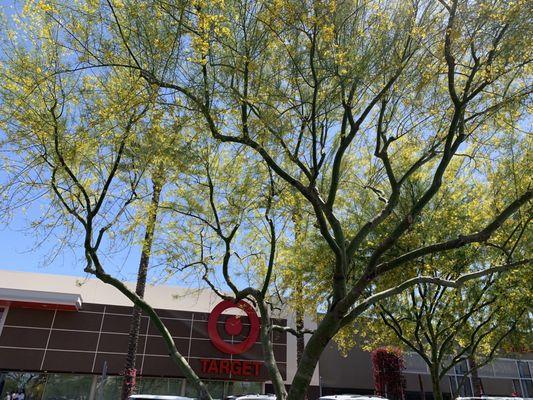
[514,361,533,397]
[185,380,225,399]
[96,375,121,399]
[518,361,531,378]
[0,371,46,399]
[448,360,473,398]
[492,359,520,378]
[0,372,264,400]
[42,374,94,399]
[226,380,263,396]
[184,380,263,399]
[404,352,429,373]
[137,377,183,396]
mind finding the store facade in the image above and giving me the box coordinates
[0,271,318,399]
[1,270,532,400]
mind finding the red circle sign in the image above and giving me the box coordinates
[207,300,260,355]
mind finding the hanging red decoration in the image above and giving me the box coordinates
[371,347,406,400]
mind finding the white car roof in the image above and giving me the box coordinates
[129,396,194,400]
[457,398,532,400]
[320,396,388,400]
[235,396,277,400]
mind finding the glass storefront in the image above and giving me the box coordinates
[0,371,263,400]
[0,372,46,400]
[42,374,94,399]
[184,380,263,398]
[138,376,183,395]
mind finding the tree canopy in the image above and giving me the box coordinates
[0,0,531,399]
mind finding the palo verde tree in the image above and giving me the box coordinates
[351,276,531,400]
[334,141,532,400]
[1,1,532,400]
[0,10,210,397]
[335,149,531,400]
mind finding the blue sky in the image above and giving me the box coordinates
[0,188,143,280]
[0,0,142,281]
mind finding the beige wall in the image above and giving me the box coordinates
[319,342,374,390]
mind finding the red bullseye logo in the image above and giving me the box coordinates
[208,300,260,355]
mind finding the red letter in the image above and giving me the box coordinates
[231,360,242,375]
[200,359,209,373]
[242,361,252,377]
[253,362,262,376]
[207,359,219,374]
[219,360,230,375]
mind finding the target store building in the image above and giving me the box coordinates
[2,270,533,400]
[0,270,320,399]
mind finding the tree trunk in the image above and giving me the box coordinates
[121,177,163,400]
[292,198,308,399]
[287,313,340,400]
[295,300,306,400]
[469,356,483,396]
[430,367,443,400]
[258,300,287,400]
[92,267,212,400]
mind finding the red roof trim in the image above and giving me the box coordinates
[0,300,79,311]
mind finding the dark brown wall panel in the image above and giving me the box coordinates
[80,303,105,312]
[188,339,229,359]
[148,318,191,337]
[190,321,210,340]
[93,353,142,375]
[48,330,99,352]
[101,313,148,334]
[273,344,287,363]
[104,305,132,315]
[53,311,103,331]
[142,355,184,377]
[0,348,44,370]
[98,332,145,354]
[5,308,54,328]
[152,309,193,320]
[144,336,189,356]
[41,350,94,373]
[272,329,287,345]
[0,327,49,349]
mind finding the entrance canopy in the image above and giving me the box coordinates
[0,287,82,311]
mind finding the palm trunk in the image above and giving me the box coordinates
[292,201,306,397]
[121,176,163,400]
[295,288,306,400]
[296,307,305,364]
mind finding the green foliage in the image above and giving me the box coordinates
[0,0,531,399]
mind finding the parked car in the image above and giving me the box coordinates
[234,395,277,400]
[320,396,388,400]
[129,396,195,400]
[456,397,530,400]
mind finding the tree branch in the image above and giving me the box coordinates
[340,259,531,326]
